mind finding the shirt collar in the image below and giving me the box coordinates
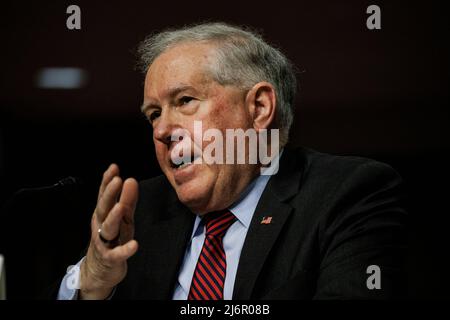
[190,149,283,238]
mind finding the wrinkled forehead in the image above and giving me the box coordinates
[144,42,217,97]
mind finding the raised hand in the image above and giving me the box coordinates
[79,164,139,299]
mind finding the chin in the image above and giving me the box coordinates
[174,182,212,214]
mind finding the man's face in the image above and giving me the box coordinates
[142,42,259,214]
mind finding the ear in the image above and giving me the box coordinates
[245,82,277,132]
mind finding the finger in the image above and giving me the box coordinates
[96,176,122,223]
[99,202,125,242]
[98,164,120,201]
[104,240,138,263]
[118,178,139,224]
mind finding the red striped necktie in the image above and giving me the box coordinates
[188,210,237,300]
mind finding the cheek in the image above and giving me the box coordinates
[217,98,249,128]
[154,141,166,164]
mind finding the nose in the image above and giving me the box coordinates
[153,110,190,149]
[153,111,174,146]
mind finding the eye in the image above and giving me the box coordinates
[179,96,194,105]
[148,110,161,123]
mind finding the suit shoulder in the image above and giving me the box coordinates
[289,148,405,228]
[295,147,402,185]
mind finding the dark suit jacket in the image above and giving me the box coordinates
[112,147,407,299]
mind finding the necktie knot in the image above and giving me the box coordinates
[204,210,236,238]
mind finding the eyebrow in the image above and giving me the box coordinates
[140,84,196,113]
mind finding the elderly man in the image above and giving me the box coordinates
[57,22,406,300]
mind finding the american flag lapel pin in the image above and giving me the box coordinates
[261,216,273,224]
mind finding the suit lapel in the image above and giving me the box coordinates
[142,192,195,299]
[233,148,303,299]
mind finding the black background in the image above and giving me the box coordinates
[0,0,449,299]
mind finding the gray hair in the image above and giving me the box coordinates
[137,22,297,146]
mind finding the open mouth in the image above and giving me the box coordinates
[170,153,201,170]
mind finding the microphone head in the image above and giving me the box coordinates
[57,176,82,187]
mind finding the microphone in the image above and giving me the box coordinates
[1,176,83,212]
[13,176,82,194]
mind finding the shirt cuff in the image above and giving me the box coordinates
[57,257,84,300]
[56,257,116,300]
